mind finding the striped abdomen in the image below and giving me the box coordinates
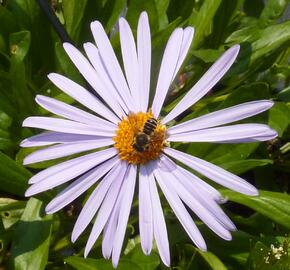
[143,118,157,135]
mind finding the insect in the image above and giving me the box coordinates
[133,118,158,152]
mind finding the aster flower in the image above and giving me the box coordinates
[21,12,277,267]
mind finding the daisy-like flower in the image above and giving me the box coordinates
[22,12,277,267]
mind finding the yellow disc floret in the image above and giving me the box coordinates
[113,111,167,164]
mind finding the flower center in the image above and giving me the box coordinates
[113,111,167,164]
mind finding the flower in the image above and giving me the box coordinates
[21,12,277,267]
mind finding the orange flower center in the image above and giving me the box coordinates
[113,112,167,164]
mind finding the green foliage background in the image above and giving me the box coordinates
[0,0,290,269]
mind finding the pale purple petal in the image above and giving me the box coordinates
[153,161,208,250]
[152,28,183,118]
[73,161,127,243]
[180,168,236,231]
[156,159,232,240]
[173,27,194,79]
[48,73,119,124]
[221,135,277,143]
[83,43,129,114]
[84,163,127,256]
[168,124,277,143]
[169,100,274,135]
[119,17,140,111]
[25,148,117,194]
[102,198,121,259]
[90,21,136,112]
[158,156,221,201]
[164,147,258,196]
[45,156,119,214]
[20,132,100,147]
[63,43,125,118]
[36,95,116,129]
[162,45,240,124]
[145,162,170,266]
[23,117,115,137]
[179,166,222,201]
[137,11,151,112]
[160,155,236,231]
[23,138,113,165]
[139,165,153,255]
[112,165,137,267]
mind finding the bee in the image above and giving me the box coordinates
[133,118,158,152]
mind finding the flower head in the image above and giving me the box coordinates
[22,12,277,267]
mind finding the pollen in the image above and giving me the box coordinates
[113,111,167,164]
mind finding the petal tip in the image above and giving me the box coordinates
[23,157,30,166]
[47,72,58,81]
[71,233,77,243]
[24,188,33,197]
[232,44,240,52]
[271,129,278,138]
[267,100,274,107]
[45,207,54,215]
[248,187,259,196]
[63,42,72,50]
[112,261,118,269]
[84,248,89,258]
[90,20,102,31]
[22,118,29,127]
[118,16,126,25]
[142,247,152,256]
[199,244,207,252]
[20,139,27,147]
[140,11,148,19]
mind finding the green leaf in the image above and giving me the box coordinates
[62,0,88,41]
[65,257,143,270]
[221,190,290,229]
[221,159,273,175]
[9,31,31,61]
[0,151,31,196]
[197,250,228,270]
[280,142,290,154]
[154,0,170,29]
[54,42,84,84]
[0,6,18,37]
[0,71,16,117]
[226,21,290,77]
[247,241,269,270]
[188,0,222,49]
[201,229,256,267]
[204,144,260,166]
[102,0,127,32]
[210,0,242,48]
[125,245,160,270]
[218,82,271,108]
[126,0,159,33]
[0,198,25,229]
[167,0,195,21]
[0,110,13,150]
[9,57,34,117]
[277,86,290,102]
[9,198,52,270]
[268,102,290,137]
[260,0,289,25]
[6,0,39,29]
[191,49,223,63]
[7,0,56,75]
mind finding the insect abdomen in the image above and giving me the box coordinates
[143,118,157,135]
